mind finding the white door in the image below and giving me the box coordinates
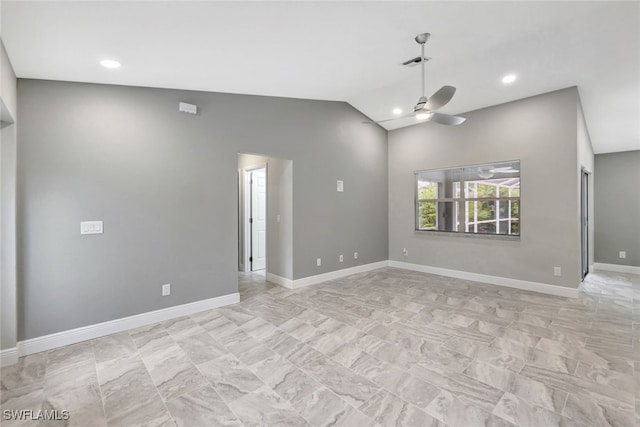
[250,168,266,271]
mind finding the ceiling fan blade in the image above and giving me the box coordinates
[428,112,466,126]
[362,113,416,124]
[424,85,456,111]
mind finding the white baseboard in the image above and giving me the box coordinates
[266,272,294,289]
[11,292,239,362]
[594,262,640,275]
[389,260,579,298]
[270,261,390,290]
[588,264,594,274]
[0,347,18,367]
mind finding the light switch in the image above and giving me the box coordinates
[337,180,344,192]
[81,221,103,235]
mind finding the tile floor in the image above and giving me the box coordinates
[1,268,638,427]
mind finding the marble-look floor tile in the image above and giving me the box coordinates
[91,332,137,364]
[229,385,311,427]
[106,397,174,427]
[417,345,473,374]
[97,353,160,421]
[175,331,229,365]
[165,385,242,427]
[492,392,578,427]
[409,365,504,411]
[41,382,106,427]
[527,348,579,374]
[301,356,379,407]
[563,393,635,427]
[490,336,536,360]
[425,390,515,427]
[163,316,207,339]
[43,359,98,397]
[475,345,525,372]
[196,354,264,403]
[1,353,47,391]
[382,371,441,409]
[463,359,516,392]
[147,356,209,401]
[509,374,567,413]
[519,365,634,410]
[291,387,374,427]
[326,343,368,368]
[0,382,43,413]
[45,342,94,374]
[359,389,443,426]
[574,362,635,394]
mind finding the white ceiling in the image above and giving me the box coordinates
[2,1,639,153]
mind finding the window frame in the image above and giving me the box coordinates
[414,160,521,239]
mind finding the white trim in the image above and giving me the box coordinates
[594,262,640,275]
[588,264,594,274]
[0,347,18,367]
[266,272,294,289]
[389,260,579,298]
[271,261,389,290]
[14,293,239,359]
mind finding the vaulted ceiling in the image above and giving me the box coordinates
[2,1,638,153]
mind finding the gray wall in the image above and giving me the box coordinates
[594,150,640,266]
[388,87,582,288]
[237,153,294,279]
[1,39,18,352]
[17,79,388,340]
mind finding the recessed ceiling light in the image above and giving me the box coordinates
[416,112,432,120]
[100,59,121,69]
[502,74,517,84]
[392,108,403,115]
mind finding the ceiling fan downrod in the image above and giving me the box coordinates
[415,33,430,111]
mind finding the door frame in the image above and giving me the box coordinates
[243,163,267,273]
[580,168,590,280]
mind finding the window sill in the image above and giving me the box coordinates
[414,229,521,241]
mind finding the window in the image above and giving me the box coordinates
[416,161,520,236]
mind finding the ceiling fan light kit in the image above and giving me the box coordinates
[364,32,466,126]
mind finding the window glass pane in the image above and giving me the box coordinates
[497,220,510,235]
[417,181,438,199]
[498,200,510,218]
[511,221,520,235]
[476,200,496,221]
[511,200,520,218]
[418,202,437,229]
[477,222,496,233]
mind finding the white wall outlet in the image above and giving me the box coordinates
[402,248,408,256]
[277,214,281,223]
[354,252,358,259]
[316,258,322,266]
[336,180,344,192]
[619,251,626,259]
[80,221,103,235]
[162,283,171,296]
[339,254,344,263]
[553,267,562,277]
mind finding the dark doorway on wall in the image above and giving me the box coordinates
[581,168,589,280]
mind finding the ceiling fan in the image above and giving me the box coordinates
[364,33,466,126]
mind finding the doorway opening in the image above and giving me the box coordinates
[237,153,293,297]
[581,168,589,280]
